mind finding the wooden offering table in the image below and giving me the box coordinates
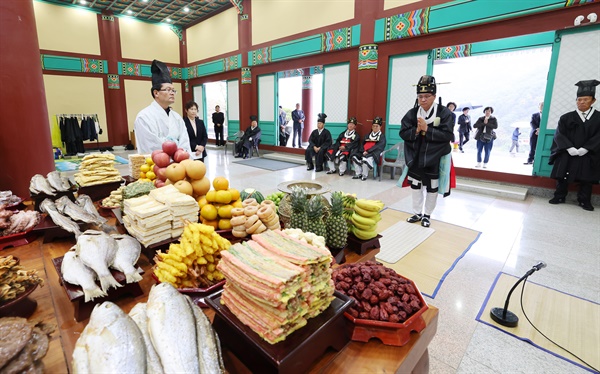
[1,219,438,374]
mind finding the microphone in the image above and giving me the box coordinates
[490,262,547,327]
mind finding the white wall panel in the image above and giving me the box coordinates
[259,75,276,122]
[388,53,429,125]
[323,64,350,122]
[192,85,204,120]
[227,80,240,121]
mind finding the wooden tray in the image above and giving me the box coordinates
[347,233,381,255]
[343,277,428,346]
[51,255,144,322]
[31,189,77,212]
[0,227,40,250]
[0,283,39,318]
[32,215,88,243]
[206,290,353,374]
[78,180,124,202]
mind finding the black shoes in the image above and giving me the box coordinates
[524,161,533,165]
[407,214,422,223]
[361,176,367,181]
[307,164,314,171]
[548,197,565,204]
[421,215,431,227]
[339,171,345,176]
[579,202,594,211]
[352,174,362,180]
[315,167,323,172]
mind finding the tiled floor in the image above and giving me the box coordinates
[90,147,600,373]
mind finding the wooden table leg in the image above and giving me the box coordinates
[411,348,430,374]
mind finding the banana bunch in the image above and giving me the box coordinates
[342,193,357,227]
[350,199,385,240]
[154,222,230,288]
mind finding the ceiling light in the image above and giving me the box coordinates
[142,0,148,2]
[80,0,87,4]
[184,7,190,12]
[166,18,172,23]
[127,10,133,15]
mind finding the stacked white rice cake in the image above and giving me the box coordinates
[123,195,171,246]
[217,230,334,345]
[74,153,122,187]
[149,185,199,238]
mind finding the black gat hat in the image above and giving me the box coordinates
[416,75,436,95]
[151,59,172,87]
[576,79,600,98]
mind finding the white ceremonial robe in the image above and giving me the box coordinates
[134,100,192,155]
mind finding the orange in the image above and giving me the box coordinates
[217,204,233,219]
[140,164,150,173]
[200,204,218,221]
[215,190,232,204]
[212,176,229,191]
[228,188,240,201]
[218,218,232,230]
[206,190,217,203]
[201,218,219,229]
[232,199,243,208]
[197,196,208,210]
[140,172,146,179]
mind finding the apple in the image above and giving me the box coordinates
[152,151,171,168]
[151,149,162,159]
[162,141,178,157]
[153,164,160,175]
[154,180,166,188]
[173,149,190,163]
[155,167,167,181]
[165,162,187,182]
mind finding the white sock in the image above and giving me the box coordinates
[327,160,336,171]
[424,192,438,215]
[412,188,424,215]
[339,162,347,173]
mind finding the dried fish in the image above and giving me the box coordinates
[56,196,103,225]
[46,171,69,192]
[39,199,81,238]
[29,175,55,196]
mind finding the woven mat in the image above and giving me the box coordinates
[234,158,300,171]
[476,272,599,372]
[55,155,128,172]
[375,208,480,298]
[376,221,435,263]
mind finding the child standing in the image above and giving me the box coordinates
[509,127,521,154]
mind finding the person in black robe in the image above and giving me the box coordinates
[549,79,600,211]
[400,75,455,227]
[184,101,208,161]
[235,115,261,159]
[212,105,225,146]
[351,117,387,181]
[305,113,332,172]
[326,117,361,176]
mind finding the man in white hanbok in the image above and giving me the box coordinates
[134,60,191,155]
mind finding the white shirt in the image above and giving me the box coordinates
[134,101,192,155]
[577,106,595,122]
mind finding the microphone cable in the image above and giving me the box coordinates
[519,278,599,373]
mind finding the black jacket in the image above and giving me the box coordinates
[184,117,208,159]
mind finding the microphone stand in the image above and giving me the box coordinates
[490,263,546,328]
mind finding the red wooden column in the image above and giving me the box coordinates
[0,0,55,197]
[301,69,313,142]
[238,2,253,128]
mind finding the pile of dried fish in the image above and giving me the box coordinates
[0,191,21,206]
[29,172,71,196]
[39,194,111,238]
[0,317,55,374]
[72,284,224,373]
[0,255,44,303]
[0,208,41,237]
[61,230,142,302]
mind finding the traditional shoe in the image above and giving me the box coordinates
[421,215,431,227]
[326,169,337,174]
[307,164,314,171]
[406,214,422,223]
[339,171,345,176]
[548,197,565,204]
[361,176,368,181]
[352,174,361,180]
[579,202,594,211]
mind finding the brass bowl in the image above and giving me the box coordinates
[277,180,330,195]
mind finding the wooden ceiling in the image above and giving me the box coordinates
[40,0,234,28]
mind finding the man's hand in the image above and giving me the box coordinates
[577,148,589,156]
[340,145,346,150]
[567,147,579,156]
[314,146,319,152]
[417,117,428,134]
[535,128,539,135]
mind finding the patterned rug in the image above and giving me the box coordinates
[477,272,599,372]
[55,155,128,172]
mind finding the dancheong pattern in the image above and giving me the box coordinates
[241,67,251,84]
[385,9,430,41]
[435,44,472,60]
[321,27,352,52]
[107,74,120,89]
[81,59,104,73]
[252,48,271,65]
[224,55,239,71]
[122,62,142,76]
[358,44,378,70]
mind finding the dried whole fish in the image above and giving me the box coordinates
[56,196,103,225]
[29,175,55,196]
[61,249,107,302]
[39,199,81,238]
[110,234,142,283]
[76,195,107,225]
[46,171,69,192]
[76,230,121,292]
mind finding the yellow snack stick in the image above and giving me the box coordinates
[194,245,204,258]
[198,223,214,235]
[163,258,187,273]
[204,254,214,263]
[213,271,224,281]
[192,228,200,247]
[182,256,194,266]
[199,234,212,246]
[201,243,214,255]
[156,261,183,276]
[196,256,208,265]
[207,263,216,272]
[206,272,214,281]
[157,270,178,284]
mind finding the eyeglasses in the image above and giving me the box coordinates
[417,94,433,100]
[159,88,177,94]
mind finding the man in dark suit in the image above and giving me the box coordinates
[291,103,305,148]
[236,115,261,159]
[212,105,225,146]
[525,102,543,165]
[305,113,332,172]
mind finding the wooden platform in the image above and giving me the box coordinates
[1,216,438,373]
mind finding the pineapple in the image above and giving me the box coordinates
[289,187,308,231]
[306,195,327,239]
[326,191,348,249]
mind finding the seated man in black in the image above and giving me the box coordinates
[305,113,332,172]
[235,115,261,159]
